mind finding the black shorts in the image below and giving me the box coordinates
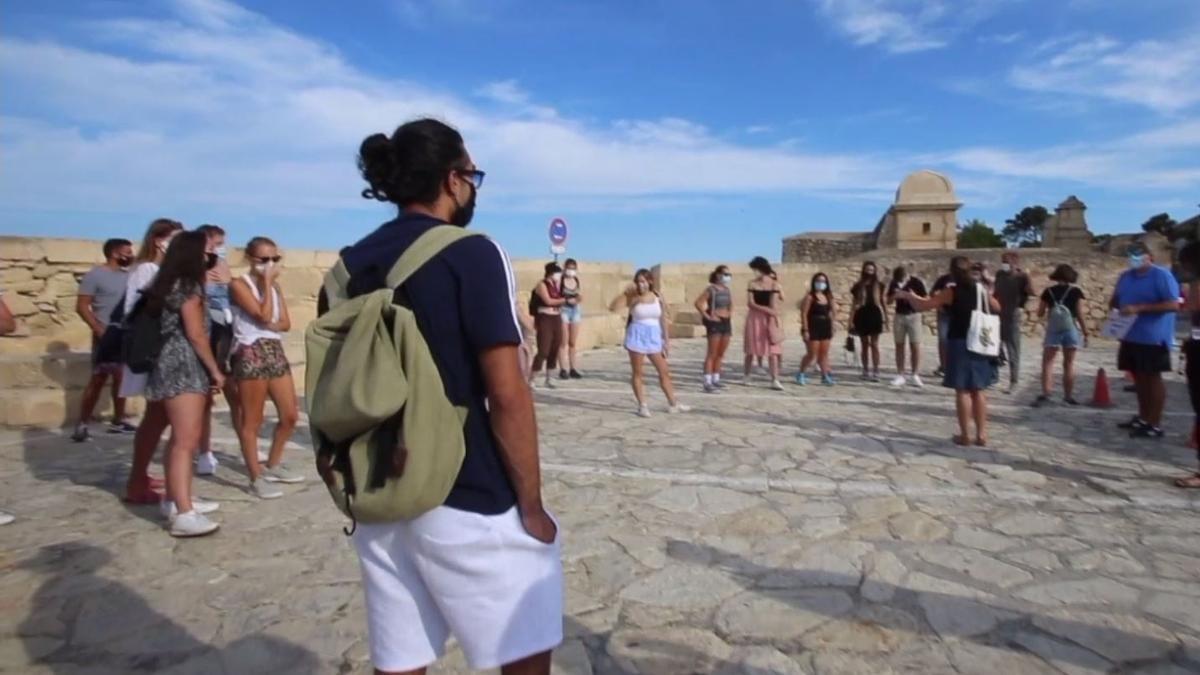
[1117,341,1171,374]
[853,305,883,338]
[807,317,833,342]
[704,317,732,337]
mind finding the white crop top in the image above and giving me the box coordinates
[232,275,282,346]
[629,298,662,324]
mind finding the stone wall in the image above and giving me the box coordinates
[781,233,874,263]
[0,236,632,428]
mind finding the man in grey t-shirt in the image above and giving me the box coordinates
[993,251,1034,392]
[72,238,135,442]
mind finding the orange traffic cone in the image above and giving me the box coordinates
[1090,368,1112,408]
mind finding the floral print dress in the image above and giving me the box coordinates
[145,280,212,401]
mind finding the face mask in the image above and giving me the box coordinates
[865,269,876,278]
[1129,255,1145,269]
[205,253,218,270]
[564,269,576,278]
[450,182,477,228]
[253,262,274,275]
[815,281,828,292]
[720,274,732,285]
[1000,263,1012,273]
[215,245,228,259]
[117,256,133,268]
[551,272,563,284]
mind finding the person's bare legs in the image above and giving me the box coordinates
[648,352,679,406]
[111,370,127,422]
[954,390,972,442]
[1062,348,1078,400]
[236,378,269,481]
[164,393,206,514]
[567,322,579,372]
[1134,373,1150,422]
[743,354,754,378]
[818,340,832,376]
[223,378,241,436]
[800,340,817,373]
[375,668,424,675]
[769,353,781,382]
[1145,372,1166,427]
[859,337,869,376]
[127,401,168,494]
[714,334,730,378]
[500,651,552,675]
[77,372,108,426]
[870,336,881,376]
[704,335,719,378]
[629,352,647,406]
[264,373,299,467]
[971,390,988,444]
[1041,348,1058,397]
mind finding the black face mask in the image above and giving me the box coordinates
[450,183,477,228]
[205,253,218,270]
[117,256,133,268]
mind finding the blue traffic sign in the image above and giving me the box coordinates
[549,217,568,245]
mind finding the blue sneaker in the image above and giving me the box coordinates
[822,373,836,386]
[795,373,808,386]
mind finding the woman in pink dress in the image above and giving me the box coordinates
[743,256,785,390]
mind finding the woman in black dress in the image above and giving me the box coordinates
[798,272,837,385]
[851,261,888,382]
[898,256,1000,446]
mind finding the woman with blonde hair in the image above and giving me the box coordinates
[610,269,690,417]
[694,264,733,392]
[230,237,303,499]
[743,257,784,390]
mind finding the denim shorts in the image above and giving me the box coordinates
[1044,328,1081,350]
[561,304,583,325]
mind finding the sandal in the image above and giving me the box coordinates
[1174,473,1200,489]
[974,437,988,447]
[952,434,970,446]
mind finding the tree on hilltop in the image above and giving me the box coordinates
[958,219,1005,249]
[1002,206,1049,248]
[1140,213,1177,239]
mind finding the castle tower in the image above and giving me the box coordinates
[874,170,961,250]
[1043,196,1093,250]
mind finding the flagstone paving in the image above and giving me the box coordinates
[2,338,1199,674]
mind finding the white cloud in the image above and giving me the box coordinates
[812,0,1012,54]
[1010,32,1200,113]
[979,31,1023,45]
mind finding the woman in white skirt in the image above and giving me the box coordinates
[609,269,690,417]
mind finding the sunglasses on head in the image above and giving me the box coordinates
[252,255,282,263]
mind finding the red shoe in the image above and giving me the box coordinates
[123,484,163,504]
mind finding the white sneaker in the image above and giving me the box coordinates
[251,479,283,500]
[668,404,692,413]
[161,498,221,520]
[910,374,925,388]
[257,450,269,464]
[636,404,652,418]
[771,379,785,391]
[544,379,556,389]
[891,375,907,388]
[195,451,219,476]
[169,510,219,538]
[0,511,13,526]
[741,375,751,386]
[262,463,304,484]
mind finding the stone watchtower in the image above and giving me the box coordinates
[873,170,961,250]
[1043,196,1093,250]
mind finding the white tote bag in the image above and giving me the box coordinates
[966,284,1001,357]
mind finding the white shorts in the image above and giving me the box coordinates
[353,505,564,672]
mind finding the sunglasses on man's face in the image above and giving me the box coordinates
[456,168,486,190]
[252,255,282,263]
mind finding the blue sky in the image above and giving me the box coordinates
[1,0,1198,263]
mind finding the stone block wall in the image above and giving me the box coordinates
[781,234,874,263]
[0,236,633,428]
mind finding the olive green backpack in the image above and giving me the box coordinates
[305,226,475,531]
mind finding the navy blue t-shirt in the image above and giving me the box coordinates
[337,213,521,515]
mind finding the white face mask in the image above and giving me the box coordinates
[564,269,577,278]
[253,261,274,274]
[720,274,732,285]
[551,272,563,284]
[215,245,228,259]
[1000,263,1012,273]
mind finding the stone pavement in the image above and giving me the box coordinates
[2,337,1199,674]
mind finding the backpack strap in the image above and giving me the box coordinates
[322,259,352,310]
[385,226,479,289]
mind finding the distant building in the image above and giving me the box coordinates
[782,169,960,262]
[1042,196,1093,250]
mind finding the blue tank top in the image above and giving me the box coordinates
[206,282,231,324]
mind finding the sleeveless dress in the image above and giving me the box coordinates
[145,280,212,401]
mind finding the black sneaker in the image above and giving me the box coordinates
[70,424,89,443]
[1118,416,1148,430]
[1063,397,1080,406]
[1123,384,1137,393]
[559,370,569,380]
[933,367,945,378]
[1130,426,1165,439]
[107,421,137,434]
[1032,395,1050,408]
[569,369,582,379]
